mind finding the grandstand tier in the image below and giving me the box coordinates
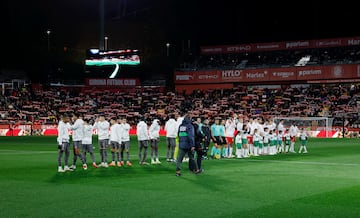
[175,36,360,94]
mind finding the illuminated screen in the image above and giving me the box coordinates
[85,49,140,66]
[85,49,140,78]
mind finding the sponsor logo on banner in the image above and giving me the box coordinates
[222,70,242,80]
[272,71,295,78]
[246,71,267,79]
[316,40,342,47]
[201,47,223,53]
[175,75,193,81]
[256,44,281,50]
[285,41,310,49]
[298,69,322,77]
[198,74,218,80]
[226,45,251,52]
[332,66,344,78]
[347,39,360,45]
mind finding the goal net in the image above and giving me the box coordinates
[273,117,334,138]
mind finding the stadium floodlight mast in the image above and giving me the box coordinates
[104,36,109,51]
[166,42,170,56]
[46,29,51,51]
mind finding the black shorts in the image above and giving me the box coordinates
[214,136,226,145]
[214,136,222,145]
[221,137,227,145]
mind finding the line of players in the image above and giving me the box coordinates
[57,113,134,172]
[57,112,309,173]
[57,113,177,173]
[209,117,309,159]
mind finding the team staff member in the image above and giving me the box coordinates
[175,116,200,176]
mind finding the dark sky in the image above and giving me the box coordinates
[2,0,360,78]
[4,0,360,49]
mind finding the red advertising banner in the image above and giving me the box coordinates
[85,78,140,87]
[174,71,221,84]
[200,36,360,54]
[174,64,360,84]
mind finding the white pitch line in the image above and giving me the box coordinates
[245,159,360,166]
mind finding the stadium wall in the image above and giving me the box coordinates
[0,124,358,138]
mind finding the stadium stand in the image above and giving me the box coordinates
[0,36,359,137]
[186,46,360,70]
[0,83,359,129]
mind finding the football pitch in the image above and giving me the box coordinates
[1,136,360,218]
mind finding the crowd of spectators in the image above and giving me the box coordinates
[179,46,360,70]
[1,83,359,131]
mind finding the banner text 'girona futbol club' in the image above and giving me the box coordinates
[85,78,140,87]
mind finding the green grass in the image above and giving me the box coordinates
[0,136,360,218]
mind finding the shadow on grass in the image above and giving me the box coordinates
[48,162,175,184]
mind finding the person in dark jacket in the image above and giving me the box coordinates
[175,116,200,176]
[189,117,205,172]
[201,118,211,160]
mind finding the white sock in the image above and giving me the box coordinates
[303,146,307,152]
[249,144,253,155]
[290,142,295,152]
[299,146,303,153]
[285,146,289,153]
